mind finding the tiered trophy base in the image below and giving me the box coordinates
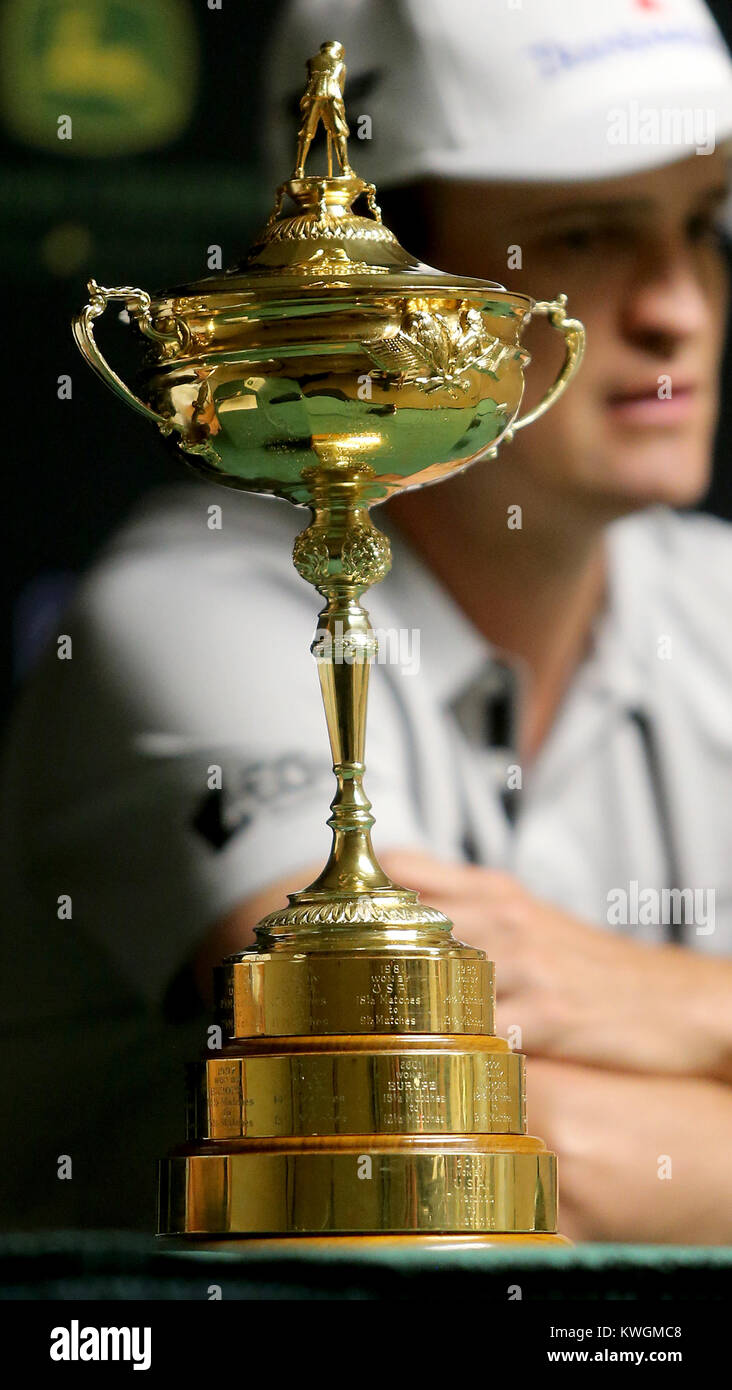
[157,942,567,1245]
[159,1130,558,1236]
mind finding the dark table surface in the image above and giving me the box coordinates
[3,1231,732,1300]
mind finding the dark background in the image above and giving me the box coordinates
[3,0,732,716]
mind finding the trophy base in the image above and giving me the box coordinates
[157,1134,558,1237]
[160,893,563,1246]
[157,1233,572,1253]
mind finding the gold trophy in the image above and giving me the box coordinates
[73,41,585,1249]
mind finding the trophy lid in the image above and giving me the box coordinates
[159,38,508,304]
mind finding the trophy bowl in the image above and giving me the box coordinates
[74,173,583,509]
[73,39,585,1248]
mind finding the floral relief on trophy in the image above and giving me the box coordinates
[292,528,331,586]
[292,520,392,589]
[362,300,531,399]
[340,523,392,585]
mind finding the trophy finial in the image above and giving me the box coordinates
[294,39,354,179]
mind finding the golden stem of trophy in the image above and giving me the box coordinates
[73,38,585,1247]
[289,453,396,907]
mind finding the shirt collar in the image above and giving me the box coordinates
[379,504,667,720]
[378,507,495,707]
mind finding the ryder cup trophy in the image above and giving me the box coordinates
[73,40,585,1247]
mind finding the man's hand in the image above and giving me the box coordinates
[379,850,732,1083]
[528,1057,732,1244]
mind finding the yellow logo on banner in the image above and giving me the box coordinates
[0,0,198,155]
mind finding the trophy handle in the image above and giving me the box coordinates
[505,293,585,439]
[72,279,186,432]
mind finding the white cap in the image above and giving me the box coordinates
[263,0,732,185]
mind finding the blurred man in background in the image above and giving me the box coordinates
[3,0,732,1241]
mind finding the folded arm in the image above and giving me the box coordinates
[379,850,732,1085]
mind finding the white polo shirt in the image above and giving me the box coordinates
[2,480,731,1227]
